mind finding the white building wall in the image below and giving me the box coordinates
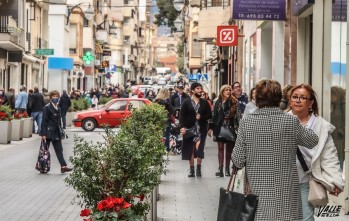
[47,5,70,92]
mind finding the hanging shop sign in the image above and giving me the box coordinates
[216,26,238,46]
[332,0,347,22]
[291,0,314,16]
[233,0,286,21]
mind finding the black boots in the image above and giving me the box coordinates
[225,167,231,177]
[196,165,202,177]
[215,166,224,177]
[188,166,195,177]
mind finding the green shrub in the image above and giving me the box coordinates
[68,98,90,112]
[99,96,113,105]
[65,103,167,219]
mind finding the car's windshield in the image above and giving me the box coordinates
[101,99,115,109]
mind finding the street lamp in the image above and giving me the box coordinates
[66,3,94,25]
[173,0,185,11]
[174,16,183,31]
[109,21,117,36]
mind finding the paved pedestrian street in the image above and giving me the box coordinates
[0,129,348,221]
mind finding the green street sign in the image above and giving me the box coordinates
[36,49,54,55]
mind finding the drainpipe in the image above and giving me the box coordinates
[345,0,349,214]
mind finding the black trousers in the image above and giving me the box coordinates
[46,139,67,167]
[61,109,68,129]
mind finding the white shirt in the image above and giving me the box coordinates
[296,114,316,183]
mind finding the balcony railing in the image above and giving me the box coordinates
[0,16,18,33]
[0,16,25,50]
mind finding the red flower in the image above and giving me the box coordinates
[97,199,113,211]
[80,209,91,217]
[136,194,145,201]
[123,201,132,209]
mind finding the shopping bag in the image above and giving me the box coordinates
[217,169,258,221]
[35,141,51,173]
[233,168,245,194]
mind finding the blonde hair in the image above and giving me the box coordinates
[219,84,232,99]
[155,88,170,100]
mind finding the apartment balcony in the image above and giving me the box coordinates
[198,6,231,40]
[0,16,25,51]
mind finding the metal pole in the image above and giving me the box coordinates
[344,0,349,214]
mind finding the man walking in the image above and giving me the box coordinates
[30,87,45,134]
[171,83,190,110]
[4,88,15,110]
[15,85,28,113]
[232,81,248,114]
[59,90,71,129]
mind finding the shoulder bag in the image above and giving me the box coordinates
[217,168,258,221]
[184,99,200,139]
[217,101,238,142]
[297,148,328,207]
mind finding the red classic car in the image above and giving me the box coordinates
[73,98,151,131]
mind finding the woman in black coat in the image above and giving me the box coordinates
[40,90,72,174]
[208,85,240,177]
[179,82,212,177]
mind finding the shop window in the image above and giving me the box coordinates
[330,0,346,170]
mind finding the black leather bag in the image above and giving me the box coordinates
[58,125,68,140]
[218,125,236,142]
[184,125,197,139]
[217,169,259,221]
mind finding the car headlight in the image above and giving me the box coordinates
[73,115,78,120]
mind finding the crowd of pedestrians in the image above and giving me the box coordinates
[169,79,344,221]
[0,78,345,220]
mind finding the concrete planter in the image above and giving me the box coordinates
[66,112,76,127]
[0,121,12,144]
[11,119,24,141]
[22,117,33,138]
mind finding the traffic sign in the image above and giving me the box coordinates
[216,26,238,46]
[35,49,54,56]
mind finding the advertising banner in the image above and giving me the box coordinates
[333,0,347,22]
[233,0,286,21]
[291,0,314,16]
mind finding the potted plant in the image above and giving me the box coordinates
[65,103,167,221]
[0,105,12,144]
[21,112,33,138]
[11,113,24,141]
[67,99,79,127]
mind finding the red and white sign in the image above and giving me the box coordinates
[216,26,238,46]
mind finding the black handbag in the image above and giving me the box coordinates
[58,125,68,140]
[218,124,236,142]
[217,169,259,221]
[184,125,197,139]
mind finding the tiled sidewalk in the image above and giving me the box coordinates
[157,138,349,221]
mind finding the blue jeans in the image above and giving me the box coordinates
[300,182,315,221]
[31,111,42,134]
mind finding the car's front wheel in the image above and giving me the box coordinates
[82,118,97,131]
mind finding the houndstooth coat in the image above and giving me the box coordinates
[232,107,319,221]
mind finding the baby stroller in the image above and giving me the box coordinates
[170,119,182,155]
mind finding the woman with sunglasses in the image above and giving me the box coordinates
[289,84,344,221]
